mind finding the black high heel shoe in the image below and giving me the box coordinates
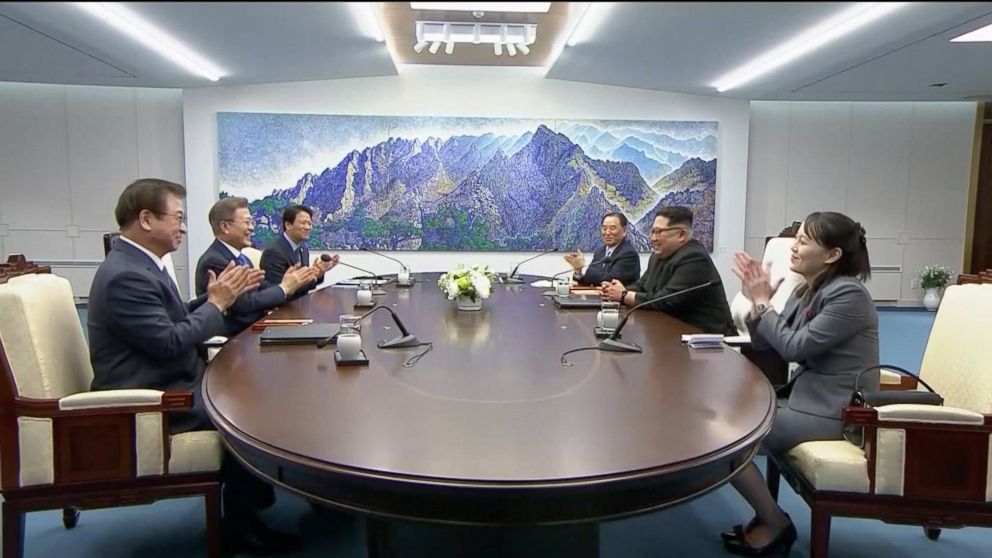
[721,517,758,542]
[723,516,797,556]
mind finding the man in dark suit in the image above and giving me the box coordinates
[260,204,338,300]
[564,212,641,285]
[601,206,736,334]
[88,179,299,555]
[195,197,317,335]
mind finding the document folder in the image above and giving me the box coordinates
[259,323,339,346]
[552,295,603,309]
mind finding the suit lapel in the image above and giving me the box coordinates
[115,242,184,308]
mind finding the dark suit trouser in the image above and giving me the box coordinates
[171,411,275,522]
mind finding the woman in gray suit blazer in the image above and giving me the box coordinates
[723,211,879,556]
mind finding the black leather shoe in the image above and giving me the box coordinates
[721,516,759,542]
[723,517,797,557]
[222,516,301,556]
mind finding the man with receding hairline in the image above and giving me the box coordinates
[89,179,300,555]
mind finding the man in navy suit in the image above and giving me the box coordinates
[195,197,317,335]
[564,212,641,285]
[260,204,338,300]
[88,179,299,555]
[600,206,736,335]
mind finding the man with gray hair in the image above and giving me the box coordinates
[195,196,317,335]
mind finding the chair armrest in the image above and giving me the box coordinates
[844,405,992,431]
[13,391,193,418]
[59,389,164,410]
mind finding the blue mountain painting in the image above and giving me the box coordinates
[218,114,718,252]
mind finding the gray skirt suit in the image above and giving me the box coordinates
[746,276,880,457]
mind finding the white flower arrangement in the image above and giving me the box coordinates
[918,265,953,290]
[437,265,496,302]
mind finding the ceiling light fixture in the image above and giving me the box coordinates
[711,2,908,92]
[543,2,612,73]
[950,22,992,42]
[413,40,429,53]
[414,21,536,55]
[410,2,551,13]
[73,2,224,81]
[429,41,442,54]
[347,2,386,42]
[566,2,614,47]
[445,41,455,55]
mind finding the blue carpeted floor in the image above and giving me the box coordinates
[18,307,989,557]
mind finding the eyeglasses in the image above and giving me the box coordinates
[153,211,186,224]
[650,226,688,236]
[221,218,255,227]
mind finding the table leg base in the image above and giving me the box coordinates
[366,517,599,558]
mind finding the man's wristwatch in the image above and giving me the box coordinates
[620,289,629,303]
[754,302,770,316]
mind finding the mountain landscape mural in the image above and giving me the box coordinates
[218,114,718,252]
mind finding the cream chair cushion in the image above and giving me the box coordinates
[169,431,223,474]
[730,237,805,335]
[787,440,869,493]
[918,284,992,413]
[0,274,92,399]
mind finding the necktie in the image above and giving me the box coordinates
[159,266,181,299]
[298,246,306,266]
[236,253,251,267]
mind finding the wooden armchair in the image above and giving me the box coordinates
[0,274,223,558]
[0,256,50,284]
[765,284,992,557]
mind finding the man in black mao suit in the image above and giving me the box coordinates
[260,204,338,301]
[601,206,736,335]
[564,212,641,285]
[88,179,299,555]
[195,197,317,335]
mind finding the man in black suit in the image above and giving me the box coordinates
[600,206,736,335]
[564,212,641,285]
[88,179,299,555]
[260,204,338,300]
[195,197,317,335]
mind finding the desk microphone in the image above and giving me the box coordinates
[543,255,609,296]
[598,281,715,353]
[506,247,558,283]
[332,258,389,295]
[361,247,413,285]
[316,304,419,349]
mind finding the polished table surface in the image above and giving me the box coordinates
[204,273,775,525]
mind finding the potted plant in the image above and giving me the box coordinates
[437,265,495,311]
[918,265,953,311]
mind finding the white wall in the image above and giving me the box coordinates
[182,66,751,296]
[746,101,976,304]
[0,82,187,298]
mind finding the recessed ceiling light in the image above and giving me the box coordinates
[711,2,908,93]
[950,22,992,42]
[410,3,551,13]
[73,2,224,81]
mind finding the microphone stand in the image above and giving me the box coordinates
[315,305,420,349]
[598,281,715,353]
[505,248,558,284]
[361,247,414,286]
[336,260,389,295]
[360,305,421,348]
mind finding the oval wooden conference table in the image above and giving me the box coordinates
[204,273,776,557]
